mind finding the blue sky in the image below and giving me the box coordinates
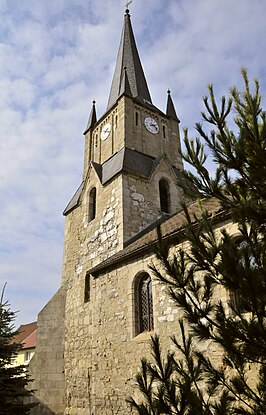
[1,0,266,327]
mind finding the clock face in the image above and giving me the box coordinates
[144,117,159,134]
[101,123,111,140]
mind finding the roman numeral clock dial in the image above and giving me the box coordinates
[144,117,159,134]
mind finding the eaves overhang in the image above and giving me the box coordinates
[88,199,230,277]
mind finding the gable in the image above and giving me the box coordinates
[63,148,185,216]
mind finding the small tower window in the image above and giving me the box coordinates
[135,111,139,127]
[159,179,171,214]
[162,125,166,139]
[135,273,154,334]
[159,179,171,213]
[115,114,118,129]
[88,187,96,221]
[84,274,91,303]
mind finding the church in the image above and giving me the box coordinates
[28,8,229,415]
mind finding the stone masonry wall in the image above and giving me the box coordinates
[123,161,185,242]
[28,287,66,415]
[61,171,123,289]
[62,171,124,414]
[63,219,237,415]
[123,97,183,171]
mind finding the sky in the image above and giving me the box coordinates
[0,0,266,327]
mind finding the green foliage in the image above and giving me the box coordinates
[0,287,36,414]
[128,70,266,414]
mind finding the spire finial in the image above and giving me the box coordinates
[167,89,171,95]
[125,0,132,14]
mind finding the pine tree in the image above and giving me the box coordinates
[128,70,266,414]
[0,286,36,414]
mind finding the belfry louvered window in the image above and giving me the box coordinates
[88,187,96,221]
[159,178,170,214]
[137,273,154,333]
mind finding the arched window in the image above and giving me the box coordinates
[159,178,171,214]
[135,273,154,334]
[88,187,96,221]
[229,240,256,313]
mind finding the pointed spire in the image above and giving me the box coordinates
[84,100,97,134]
[107,9,152,110]
[166,90,180,122]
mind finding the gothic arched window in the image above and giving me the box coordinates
[229,239,256,313]
[88,187,96,221]
[135,273,154,334]
[159,178,171,214]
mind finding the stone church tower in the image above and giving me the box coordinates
[29,9,190,415]
[63,9,184,260]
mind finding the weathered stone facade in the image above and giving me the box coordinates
[28,288,66,415]
[27,10,234,415]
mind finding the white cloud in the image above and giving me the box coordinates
[0,0,266,326]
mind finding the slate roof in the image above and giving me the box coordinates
[63,148,183,215]
[107,9,152,111]
[63,181,84,215]
[84,100,97,134]
[166,90,180,122]
[12,321,37,350]
[102,147,156,183]
[89,197,226,276]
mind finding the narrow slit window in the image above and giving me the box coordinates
[135,111,139,127]
[84,274,91,303]
[159,179,170,214]
[89,187,96,221]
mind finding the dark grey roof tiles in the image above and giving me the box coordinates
[107,10,152,111]
[166,90,180,122]
[119,66,132,98]
[123,148,155,179]
[91,161,102,181]
[84,101,97,134]
[101,147,154,184]
[63,181,84,215]
[63,149,183,215]
[102,148,125,184]
[88,198,224,276]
